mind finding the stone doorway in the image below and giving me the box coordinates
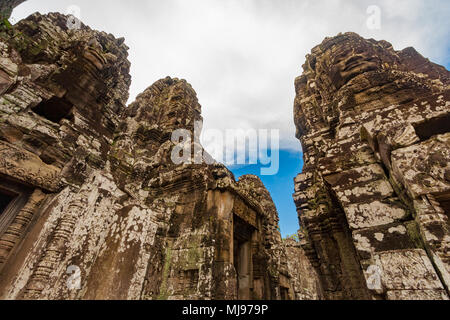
[233,215,255,300]
[280,286,289,300]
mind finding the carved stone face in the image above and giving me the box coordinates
[156,80,202,134]
[317,38,394,90]
[159,105,182,129]
[158,102,201,134]
[330,50,380,87]
[316,203,329,216]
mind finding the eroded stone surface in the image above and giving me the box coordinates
[294,32,450,300]
[0,12,313,300]
[283,239,323,300]
[376,249,444,291]
[2,5,447,301]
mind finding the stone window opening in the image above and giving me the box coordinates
[413,114,450,141]
[0,188,18,237]
[0,190,15,214]
[0,180,31,238]
[31,96,75,124]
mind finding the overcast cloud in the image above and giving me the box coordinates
[11,0,450,152]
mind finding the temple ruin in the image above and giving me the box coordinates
[0,4,449,301]
[294,32,450,300]
[0,11,319,300]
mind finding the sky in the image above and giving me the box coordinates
[11,0,450,237]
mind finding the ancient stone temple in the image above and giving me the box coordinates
[0,12,315,300]
[1,3,448,302]
[294,32,450,300]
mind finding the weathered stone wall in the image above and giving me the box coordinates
[0,12,307,300]
[0,0,25,20]
[294,32,450,300]
[283,239,323,300]
[7,7,447,302]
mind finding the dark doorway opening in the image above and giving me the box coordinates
[0,180,32,238]
[280,286,290,300]
[0,187,20,237]
[233,215,255,300]
[0,190,16,216]
[32,96,74,124]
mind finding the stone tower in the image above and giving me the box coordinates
[0,12,316,300]
[294,32,450,300]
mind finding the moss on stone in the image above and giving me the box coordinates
[1,18,12,30]
[157,244,173,300]
[406,221,425,250]
[180,235,202,270]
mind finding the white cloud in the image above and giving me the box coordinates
[11,0,450,154]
